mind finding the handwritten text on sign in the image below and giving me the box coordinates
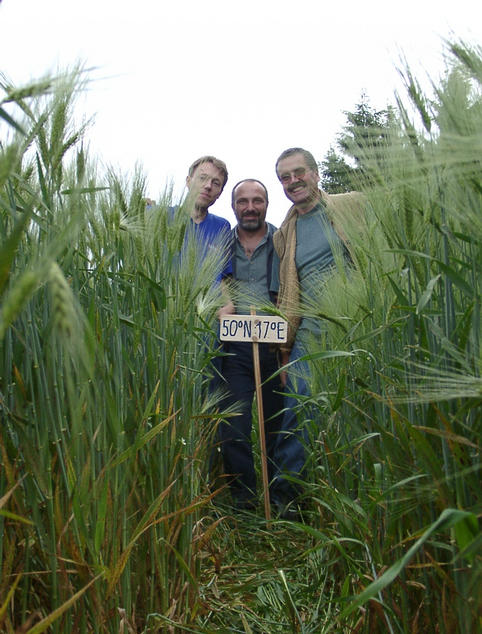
[220,315,287,343]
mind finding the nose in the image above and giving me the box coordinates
[284,172,302,185]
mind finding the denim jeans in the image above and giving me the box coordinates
[271,338,311,505]
[219,341,283,506]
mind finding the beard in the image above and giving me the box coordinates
[239,214,263,231]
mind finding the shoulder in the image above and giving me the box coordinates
[322,191,365,212]
[198,213,231,241]
[321,191,367,250]
[322,191,366,226]
[205,212,231,230]
[273,206,296,249]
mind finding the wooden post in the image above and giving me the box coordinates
[251,308,271,522]
[219,311,286,522]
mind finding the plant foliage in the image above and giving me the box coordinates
[0,40,480,633]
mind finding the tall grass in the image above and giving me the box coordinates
[1,71,227,631]
[0,40,480,633]
[292,40,481,633]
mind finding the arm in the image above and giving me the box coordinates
[217,277,235,319]
[279,348,290,388]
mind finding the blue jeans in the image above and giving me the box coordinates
[219,341,283,506]
[271,339,311,505]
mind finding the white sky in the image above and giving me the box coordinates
[1,0,480,226]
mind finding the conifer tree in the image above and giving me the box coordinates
[320,92,396,192]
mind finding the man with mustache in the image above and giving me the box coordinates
[218,178,283,512]
[272,147,358,516]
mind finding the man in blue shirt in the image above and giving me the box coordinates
[183,155,233,289]
[219,179,283,511]
[176,156,235,401]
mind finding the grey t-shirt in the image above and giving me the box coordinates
[233,225,279,315]
[295,202,344,339]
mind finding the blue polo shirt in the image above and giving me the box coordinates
[170,207,233,283]
[189,212,233,280]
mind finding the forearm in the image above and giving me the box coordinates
[217,277,234,319]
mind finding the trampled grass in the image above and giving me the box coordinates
[0,41,480,633]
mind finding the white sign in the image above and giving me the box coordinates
[220,315,287,343]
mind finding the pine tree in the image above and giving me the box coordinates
[319,147,354,193]
[320,92,396,192]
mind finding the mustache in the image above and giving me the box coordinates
[288,182,305,193]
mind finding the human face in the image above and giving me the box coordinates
[186,161,225,211]
[276,153,320,211]
[232,181,268,232]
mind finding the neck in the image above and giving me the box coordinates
[191,206,208,224]
[237,223,267,244]
[295,201,317,216]
[295,192,321,215]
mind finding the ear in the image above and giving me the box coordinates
[186,174,191,189]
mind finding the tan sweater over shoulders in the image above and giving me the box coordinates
[273,190,364,352]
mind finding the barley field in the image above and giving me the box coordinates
[0,41,480,633]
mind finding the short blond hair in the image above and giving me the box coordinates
[188,155,228,188]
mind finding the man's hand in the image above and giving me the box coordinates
[280,350,290,388]
[217,278,234,320]
[217,301,235,320]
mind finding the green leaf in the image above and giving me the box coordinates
[61,186,109,195]
[338,508,477,621]
[137,270,167,310]
[25,575,103,634]
[0,204,35,297]
[416,274,441,315]
[386,273,410,306]
[0,510,34,525]
[0,573,22,621]
[453,513,479,563]
[94,477,109,555]
[436,260,474,296]
[298,350,355,363]
[0,106,25,134]
[332,370,346,411]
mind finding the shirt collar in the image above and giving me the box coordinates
[234,224,269,242]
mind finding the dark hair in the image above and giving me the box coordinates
[188,155,228,187]
[275,147,318,177]
[231,178,269,207]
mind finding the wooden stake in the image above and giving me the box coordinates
[251,308,271,522]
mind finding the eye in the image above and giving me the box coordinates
[294,168,306,178]
[280,174,290,183]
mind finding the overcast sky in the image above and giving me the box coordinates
[1,0,480,226]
